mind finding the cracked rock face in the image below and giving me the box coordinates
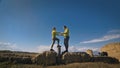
[101,42,120,61]
[32,51,57,65]
[62,52,90,64]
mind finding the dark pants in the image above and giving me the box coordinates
[51,37,59,49]
[64,36,69,52]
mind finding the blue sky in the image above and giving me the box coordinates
[0,0,120,52]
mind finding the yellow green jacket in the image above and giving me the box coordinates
[52,30,57,39]
[63,28,69,37]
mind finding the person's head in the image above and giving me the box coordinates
[64,25,67,29]
[52,27,56,30]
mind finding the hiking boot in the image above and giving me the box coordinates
[57,45,61,47]
[50,49,54,51]
[64,50,68,52]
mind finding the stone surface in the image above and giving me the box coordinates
[62,52,91,64]
[32,51,57,65]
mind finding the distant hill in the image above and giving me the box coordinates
[0,50,38,58]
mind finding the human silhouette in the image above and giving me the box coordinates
[63,26,69,52]
[50,27,60,51]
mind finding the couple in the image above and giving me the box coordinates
[50,25,69,52]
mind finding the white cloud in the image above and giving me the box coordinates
[75,47,100,52]
[80,34,120,43]
[0,42,100,54]
[0,42,18,51]
[37,45,100,53]
[37,45,50,53]
[108,29,120,33]
[37,44,63,53]
[70,46,100,52]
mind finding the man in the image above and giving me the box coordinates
[63,26,69,52]
[50,27,60,51]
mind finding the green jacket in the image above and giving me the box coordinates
[63,28,69,37]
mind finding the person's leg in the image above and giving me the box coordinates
[55,37,60,45]
[51,39,55,49]
[64,37,67,52]
[66,36,69,52]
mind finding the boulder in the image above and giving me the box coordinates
[62,52,90,64]
[32,51,57,65]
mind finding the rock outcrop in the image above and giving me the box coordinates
[62,52,91,64]
[32,51,57,65]
[101,42,120,61]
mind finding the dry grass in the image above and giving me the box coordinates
[48,62,120,68]
[0,62,120,68]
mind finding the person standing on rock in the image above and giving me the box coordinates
[50,27,60,51]
[63,25,70,52]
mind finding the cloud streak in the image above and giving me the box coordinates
[80,29,120,44]
[108,29,120,33]
[80,34,120,43]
